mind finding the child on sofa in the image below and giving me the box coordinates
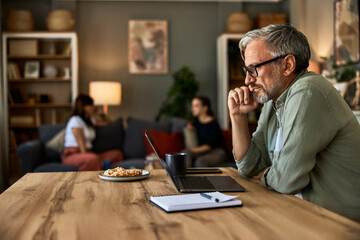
[185,96,226,167]
[62,94,123,170]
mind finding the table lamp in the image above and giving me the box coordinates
[89,81,121,115]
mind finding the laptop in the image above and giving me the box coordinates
[144,130,245,193]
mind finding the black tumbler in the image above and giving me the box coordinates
[165,152,187,176]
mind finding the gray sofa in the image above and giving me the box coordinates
[16,117,187,176]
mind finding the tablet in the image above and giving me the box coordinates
[186,168,222,174]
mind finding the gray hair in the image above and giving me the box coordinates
[239,24,311,74]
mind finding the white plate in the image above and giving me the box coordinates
[99,170,150,182]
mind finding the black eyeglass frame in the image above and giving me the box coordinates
[242,55,288,78]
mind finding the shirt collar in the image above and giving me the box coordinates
[273,69,308,110]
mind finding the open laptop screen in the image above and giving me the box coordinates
[144,130,173,174]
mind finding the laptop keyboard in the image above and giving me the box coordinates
[178,176,215,189]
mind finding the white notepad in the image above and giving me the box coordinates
[150,191,243,212]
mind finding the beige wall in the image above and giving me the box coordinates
[290,0,334,61]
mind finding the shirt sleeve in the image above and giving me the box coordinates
[262,84,338,194]
[235,105,272,177]
[67,116,85,129]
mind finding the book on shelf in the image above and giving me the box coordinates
[13,63,21,79]
[150,191,242,213]
[9,89,24,103]
[7,63,14,79]
[62,42,72,56]
[10,115,35,126]
[8,89,14,104]
[7,62,21,80]
[35,109,41,126]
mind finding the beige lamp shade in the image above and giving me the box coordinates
[89,81,121,115]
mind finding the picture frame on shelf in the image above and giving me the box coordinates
[24,61,40,79]
[128,20,168,74]
[334,0,360,65]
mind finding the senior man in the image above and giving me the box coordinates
[228,24,360,222]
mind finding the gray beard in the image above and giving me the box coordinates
[253,90,270,104]
[252,69,283,104]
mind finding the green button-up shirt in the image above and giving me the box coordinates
[235,70,360,222]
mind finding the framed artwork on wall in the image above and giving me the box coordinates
[24,61,40,79]
[334,0,360,65]
[128,20,168,74]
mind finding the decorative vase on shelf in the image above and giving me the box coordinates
[46,10,75,31]
[43,64,58,78]
[6,10,34,32]
[226,13,252,33]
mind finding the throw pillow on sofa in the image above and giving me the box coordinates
[170,117,188,133]
[39,124,66,162]
[123,117,170,159]
[92,118,124,153]
[143,129,184,158]
[46,128,66,155]
[183,127,198,150]
[222,130,234,161]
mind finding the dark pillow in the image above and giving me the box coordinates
[170,117,188,133]
[38,124,65,163]
[143,129,184,159]
[222,130,233,162]
[39,124,66,143]
[92,118,124,153]
[123,117,170,158]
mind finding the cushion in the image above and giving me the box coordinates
[38,124,65,163]
[143,129,184,159]
[183,127,198,150]
[46,128,65,154]
[92,118,124,153]
[39,124,66,143]
[123,117,170,158]
[170,117,188,133]
[222,130,233,161]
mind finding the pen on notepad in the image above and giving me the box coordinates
[200,193,219,202]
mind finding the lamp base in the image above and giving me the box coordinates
[103,104,108,115]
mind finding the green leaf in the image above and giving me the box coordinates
[156,66,199,122]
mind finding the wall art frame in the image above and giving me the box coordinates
[24,61,40,79]
[128,20,168,74]
[334,0,360,65]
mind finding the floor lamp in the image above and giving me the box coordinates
[89,81,121,115]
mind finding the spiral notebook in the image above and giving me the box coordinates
[150,191,243,212]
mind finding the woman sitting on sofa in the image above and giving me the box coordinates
[62,94,123,170]
[185,96,226,167]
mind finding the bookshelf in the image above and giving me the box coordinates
[217,33,258,133]
[2,32,78,178]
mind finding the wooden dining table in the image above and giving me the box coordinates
[0,168,359,240]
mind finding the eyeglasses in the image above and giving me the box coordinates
[242,55,287,78]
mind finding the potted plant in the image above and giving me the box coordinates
[156,66,199,121]
[321,55,357,82]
